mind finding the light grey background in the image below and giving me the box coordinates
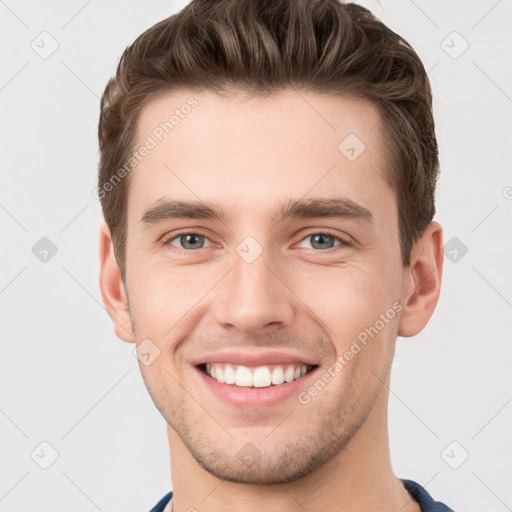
[1,1,511,511]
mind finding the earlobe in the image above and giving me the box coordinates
[397,221,444,337]
[98,222,134,343]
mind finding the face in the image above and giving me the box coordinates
[122,89,407,484]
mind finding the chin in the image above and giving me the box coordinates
[183,428,353,486]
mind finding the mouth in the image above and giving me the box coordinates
[191,350,321,408]
[198,362,318,388]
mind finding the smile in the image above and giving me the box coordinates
[200,362,316,388]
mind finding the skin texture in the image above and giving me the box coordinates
[99,89,443,512]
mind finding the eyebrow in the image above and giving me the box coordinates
[138,197,374,228]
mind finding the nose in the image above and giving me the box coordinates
[212,244,295,335]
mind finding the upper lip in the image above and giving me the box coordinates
[191,350,319,367]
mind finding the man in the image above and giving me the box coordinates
[97,1,454,510]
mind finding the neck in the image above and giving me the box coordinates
[166,382,419,512]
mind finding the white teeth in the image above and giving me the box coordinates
[253,367,272,387]
[224,364,235,384]
[284,365,295,383]
[271,366,285,385]
[204,363,312,387]
[235,366,253,387]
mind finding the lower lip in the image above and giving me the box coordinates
[195,366,319,408]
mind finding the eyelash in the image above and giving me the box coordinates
[161,229,352,254]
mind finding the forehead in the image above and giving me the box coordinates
[128,88,394,227]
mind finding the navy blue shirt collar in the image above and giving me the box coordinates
[149,479,455,512]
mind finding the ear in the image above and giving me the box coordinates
[98,222,134,343]
[398,221,444,337]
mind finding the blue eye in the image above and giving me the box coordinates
[297,232,350,250]
[167,233,212,250]
[162,230,350,254]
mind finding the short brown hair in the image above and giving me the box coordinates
[98,0,439,281]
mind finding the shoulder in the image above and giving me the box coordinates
[402,479,455,512]
[148,491,173,512]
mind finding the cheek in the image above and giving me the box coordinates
[127,261,222,376]
[296,263,396,331]
[129,262,207,328]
